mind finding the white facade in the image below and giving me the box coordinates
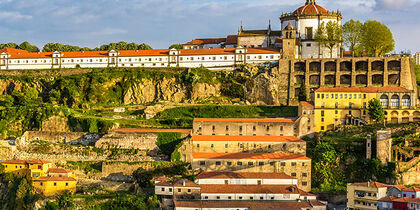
[200,192,301,201]
[0,47,280,71]
[196,178,297,185]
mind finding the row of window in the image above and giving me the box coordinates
[202,193,308,200]
[317,93,367,100]
[2,55,279,64]
[197,143,301,149]
[199,161,307,168]
[39,182,70,187]
[161,187,193,193]
[199,125,288,132]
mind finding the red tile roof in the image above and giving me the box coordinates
[196,172,295,180]
[113,128,191,134]
[27,159,52,164]
[155,178,200,187]
[379,195,398,202]
[294,3,329,15]
[0,160,27,164]
[0,47,279,59]
[34,177,77,182]
[47,168,71,174]
[174,200,324,210]
[0,159,51,165]
[192,135,304,143]
[315,87,409,93]
[173,179,200,187]
[152,176,171,182]
[193,118,296,123]
[349,182,392,188]
[225,35,238,45]
[393,197,420,204]
[193,152,311,160]
[183,38,226,45]
[300,101,313,107]
[200,184,300,194]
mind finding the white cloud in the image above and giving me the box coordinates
[0,11,32,20]
[375,0,410,9]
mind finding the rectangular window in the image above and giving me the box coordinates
[281,162,286,166]
[291,173,297,177]
[237,162,242,166]
[162,188,165,191]
[248,162,254,166]
[321,111,325,117]
[200,161,205,166]
[216,161,221,165]
[65,182,69,186]
[259,162,264,166]
[302,173,307,177]
[227,161,232,166]
[291,162,296,166]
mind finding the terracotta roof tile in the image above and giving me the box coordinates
[34,177,77,182]
[174,200,322,210]
[294,3,329,15]
[173,179,200,187]
[300,101,313,107]
[192,135,304,143]
[378,195,398,202]
[1,47,280,59]
[349,182,391,188]
[225,35,238,45]
[0,159,51,165]
[315,87,409,93]
[0,160,27,164]
[153,176,171,182]
[393,197,420,204]
[193,118,296,123]
[193,152,311,160]
[113,128,191,134]
[184,38,226,45]
[196,172,295,180]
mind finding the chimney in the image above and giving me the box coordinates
[368,181,370,187]
[183,180,186,187]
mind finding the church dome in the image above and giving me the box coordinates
[293,0,329,16]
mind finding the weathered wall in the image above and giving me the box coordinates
[19,131,88,145]
[95,132,159,151]
[280,57,416,106]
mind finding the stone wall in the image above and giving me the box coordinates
[19,131,88,145]
[95,132,159,151]
[101,161,172,181]
[279,57,416,106]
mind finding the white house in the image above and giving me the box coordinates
[0,46,280,71]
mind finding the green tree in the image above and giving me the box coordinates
[298,83,307,101]
[23,87,40,104]
[311,141,343,192]
[315,21,343,58]
[138,43,152,50]
[133,168,154,188]
[0,42,18,49]
[361,20,395,57]
[343,19,363,57]
[56,190,74,209]
[18,41,40,52]
[169,43,183,49]
[368,98,385,123]
[156,132,183,156]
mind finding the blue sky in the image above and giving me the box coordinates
[0,0,419,52]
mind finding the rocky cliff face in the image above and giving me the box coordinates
[122,77,221,104]
[0,68,282,106]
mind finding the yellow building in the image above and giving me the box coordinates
[347,181,391,210]
[0,159,78,197]
[314,87,417,132]
[32,176,77,197]
[0,159,53,179]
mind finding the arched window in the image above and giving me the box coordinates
[391,95,400,107]
[402,95,411,107]
[380,95,389,106]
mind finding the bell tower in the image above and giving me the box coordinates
[306,0,316,5]
[282,22,297,59]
